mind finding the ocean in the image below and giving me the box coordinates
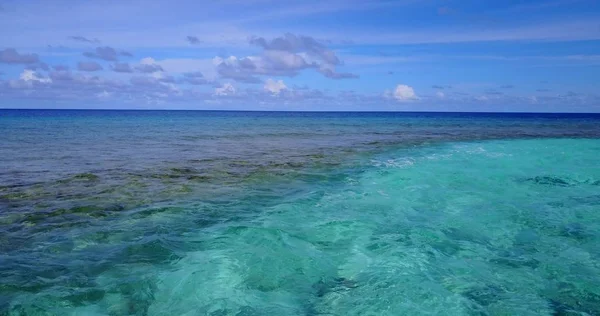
[1,110,600,315]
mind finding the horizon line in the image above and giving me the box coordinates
[1,108,600,115]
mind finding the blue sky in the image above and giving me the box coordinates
[0,0,599,111]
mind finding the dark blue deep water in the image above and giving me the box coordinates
[1,110,600,315]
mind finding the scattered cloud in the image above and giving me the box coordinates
[129,76,153,87]
[156,74,176,84]
[214,56,263,83]
[529,96,538,104]
[392,84,418,101]
[213,33,358,82]
[126,73,180,98]
[9,70,51,88]
[2,68,182,104]
[20,70,51,84]
[264,78,287,94]
[214,83,235,96]
[318,67,359,79]
[0,48,40,64]
[68,36,100,43]
[112,62,134,73]
[84,46,132,61]
[2,69,596,110]
[48,69,75,82]
[250,33,341,65]
[77,61,103,72]
[96,90,111,98]
[135,57,164,73]
[186,36,201,45]
[153,58,217,79]
[0,3,597,112]
[110,58,163,73]
[181,71,209,85]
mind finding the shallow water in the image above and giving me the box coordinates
[1,110,600,315]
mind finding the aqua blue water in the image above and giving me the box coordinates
[1,110,600,315]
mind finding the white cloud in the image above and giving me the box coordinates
[436,91,445,99]
[140,57,157,65]
[214,83,235,96]
[212,56,238,66]
[262,50,310,69]
[150,71,168,80]
[264,78,287,94]
[393,84,418,101]
[96,90,111,98]
[9,70,52,88]
[529,96,538,104]
[20,69,51,83]
[133,57,164,73]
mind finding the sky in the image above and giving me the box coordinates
[0,0,599,112]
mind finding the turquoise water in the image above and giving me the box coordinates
[1,110,600,315]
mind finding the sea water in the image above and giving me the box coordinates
[1,110,600,315]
